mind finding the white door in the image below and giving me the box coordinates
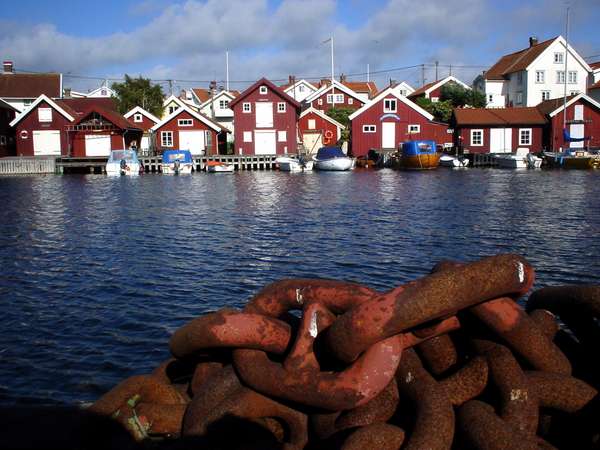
[33,130,61,156]
[569,123,584,148]
[303,132,322,154]
[179,131,206,155]
[382,122,396,149]
[490,128,512,153]
[255,102,273,128]
[254,130,277,154]
[85,134,111,156]
[574,104,584,121]
[140,136,150,151]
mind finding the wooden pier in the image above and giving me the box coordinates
[139,155,280,173]
[466,153,499,168]
[0,157,57,175]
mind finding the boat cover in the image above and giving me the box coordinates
[108,149,139,163]
[162,150,193,164]
[402,140,436,156]
[316,146,345,159]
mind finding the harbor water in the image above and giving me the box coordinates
[0,169,599,406]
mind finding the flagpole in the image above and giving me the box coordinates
[226,51,230,91]
[331,36,335,109]
[563,7,569,132]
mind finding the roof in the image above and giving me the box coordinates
[124,106,161,124]
[590,79,600,90]
[453,107,547,126]
[151,103,224,133]
[281,79,318,93]
[484,37,556,80]
[229,78,302,109]
[299,106,345,130]
[58,97,117,113]
[0,97,18,112]
[198,90,239,108]
[192,88,211,103]
[304,80,365,104]
[342,81,378,98]
[348,86,434,121]
[408,76,471,98]
[536,93,600,118]
[0,72,61,98]
[588,61,600,70]
[9,94,75,127]
[73,106,142,131]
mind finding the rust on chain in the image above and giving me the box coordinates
[415,334,458,375]
[526,371,597,413]
[473,340,539,435]
[190,361,224,396]
[470,297,571,375]
[135,402,186,436]
[395,348,454,450]
[439,355,488,406]
[341,423,406,450]
[327,254,535,362]
[528,309,560,340]
[527,285,600,316]
[169,308,292,359]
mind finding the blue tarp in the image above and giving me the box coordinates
[162,150,193,164]
[316,146,345,159]
[563,128,587,142]
[402,140,436,156]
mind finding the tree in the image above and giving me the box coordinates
[440,83,486,108]
[326,107,354,142]
[415,97,454,123]
[112,75,164,118]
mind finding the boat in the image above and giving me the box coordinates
[494,148,531,169]
[398,140,440,170]
[275,155,314,172]
[106,149,141,176]
[543,150,600,169]
[526,152,543,169]
[313,146,354,171]
[440,154,469,168]
[162,150,194,175]
[206,160,235,173]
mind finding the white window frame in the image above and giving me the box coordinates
[542,91,550,101]
[243,131,252,142]
[277,102,286,113]
[348,98,354,105]
[219,99,229,109]
[431,96,439,103]
[568,71,577,84]
[168,105,178,114]
[556,71,565,84]
[570,90,579,96]
[38,108,52,123]
[519,128,532,146]
[326,94,333,104]
[205,130,212,150]
[535,70,545,83]
[318,98,323,106]
[161,131,173,147]
[470,129,483,146]
[384,98,397,113]
[298,85,305,93]
[133,113,143,123]
[554,52,564,64]
[243,103,251,113]
[408,124,420,134]
[516,92,523,105]
[362,125,376,133]
[278,130,287,142]
[335,94,344,103]
[259,86,268,95]
[400,90,407,96]
[308,119,316,129]
[178,118,193,127]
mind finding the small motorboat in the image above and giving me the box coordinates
[162,150,194,175]
[276,155,313,172]
[440,154,469,168]
[526,152,543,169]
[106,149,140,176]
[495,148,533,169]
[398,140,440,170]
[206,161,235,173]
[313,146,354,171]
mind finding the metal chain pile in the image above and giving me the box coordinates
[90,253,599,449]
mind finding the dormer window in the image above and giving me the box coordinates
[219,99,229,109]
[383,98,397,113]
[168,105,178,114]
[298,85,305,93]
[133,113,143,123]
[259,86,268,95]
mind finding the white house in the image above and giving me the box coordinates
[389,81,415,97]
[407,76,471,103]
[474,36,592,108]
[198,90,239,141]
[281,78,318,103]
[0,61,62,112]
[70,83,116,98]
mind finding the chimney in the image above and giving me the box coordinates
[339,73,346,83]
[64,88,72,98]
[389,79,397,87]
[529,36,538,47]
[288,75,295,85]
[320,78,330,87]
[3,61,14,74]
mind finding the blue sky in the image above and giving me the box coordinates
[1,0,599,94]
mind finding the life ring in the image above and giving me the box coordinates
[324,130,334,140]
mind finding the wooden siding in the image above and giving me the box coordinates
[456,125,544,154]
[153,110,219,155]
[545,99,600,151]
[70,132,141,157]
[0,106,16,156]
[14,100,71,157]
[310,86,364,112]
[129,114,157,132]
[298,111,340,146]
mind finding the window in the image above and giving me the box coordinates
[471,129,483,146]
[243,103,251,113]
[318,98,323,106]
[0,135,6,145]
[383,98,397,113]
[326,94,333,104]
[308,119,316,129]
[517,72,523,84]
[133,113,143,123]
[519,128,532,146]
[568,71,577,84]
[556,71,565,84]
[161,131,173,147]
[259,86,268,95]
[554,52,564,64]
[516,92,523,105]
[335,94,344,103]
[570,90,579,96]
[488,94,493,103]
[542,91,551,101]
[400,90,407,96]
[168,105,178,114]
[408,124,420,134]
[278,131,287,142]
[23,99,33,107]
[535,70,545,83]
[363,125,376,133]
[277,102,286,113]
[431,96,439,103]
[178,118,193,126]
[38,108,52,122]
[298,85,305,93]
[243,131,252,142]
[205,131,212,150]
[348,98,353,105]
[219,99,229,109]
[101,89,107,96]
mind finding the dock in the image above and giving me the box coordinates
[466,153,499,168]
[0,157,57,175]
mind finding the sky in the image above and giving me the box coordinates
[1,0,599,94]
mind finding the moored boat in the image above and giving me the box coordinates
[206,161,235,173]
[313,147,354,171]
[398,141,440,170]
[440,154,469,168]
[276,155,313,172]
[106,149,141,176]
[543,150,600,169]
[162,150,193,175]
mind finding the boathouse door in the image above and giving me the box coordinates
[490,128,512,153]
[255,102,274,128]
[33,130,61,156]
[85,134,111,156]
[179,131,206,156]
[570,105,584,148]
[303,132,322,154]
[382,122,395,149]
[254,130,276,154]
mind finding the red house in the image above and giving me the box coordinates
[408,76,471,103]
[349,87,450,157]
[229,78,301,155]
[0,98,17,156]
[536,93,600,151]
[298,106,345,153]
[151,103,224,156]
[124,106,161,154]
[451,107,546,154]
[304,80,365,113]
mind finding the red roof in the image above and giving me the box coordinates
[192,88,211,103]
[589,61,600,70]
[73,105,142,130]
[58,97,117,114]
[484,37,556,80]
[408,80,440,98]
[0,73,61,98]
[590,80,600,90]
[229,78,302,109]
[453,107,547,126]
[317,79,379,99]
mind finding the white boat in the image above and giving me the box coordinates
[206,161,234,173]
[313,147,354,171]
[526,152,543,169]
[276,156,313,172]
[106,150,140,176]
[440,154,469,168]
[494,148,531,169]
[162,150,193,175]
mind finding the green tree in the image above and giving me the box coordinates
[440,83,486,108]
[415,97,453,122]
[326,107,354,142]
[112,75,164,118]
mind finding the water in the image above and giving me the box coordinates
[0,169,599,406]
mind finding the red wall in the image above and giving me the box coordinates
[130,115,157,133]
[456,125,544,154]
[14,100,71,157]
[298,111,340,146]
[546,100,600,151]
[0,106,16,157]
[350,94,450,157]
[233,86,299,155]
[70,131,141,157]
[310,86,363,112]
[154,110,219,155]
